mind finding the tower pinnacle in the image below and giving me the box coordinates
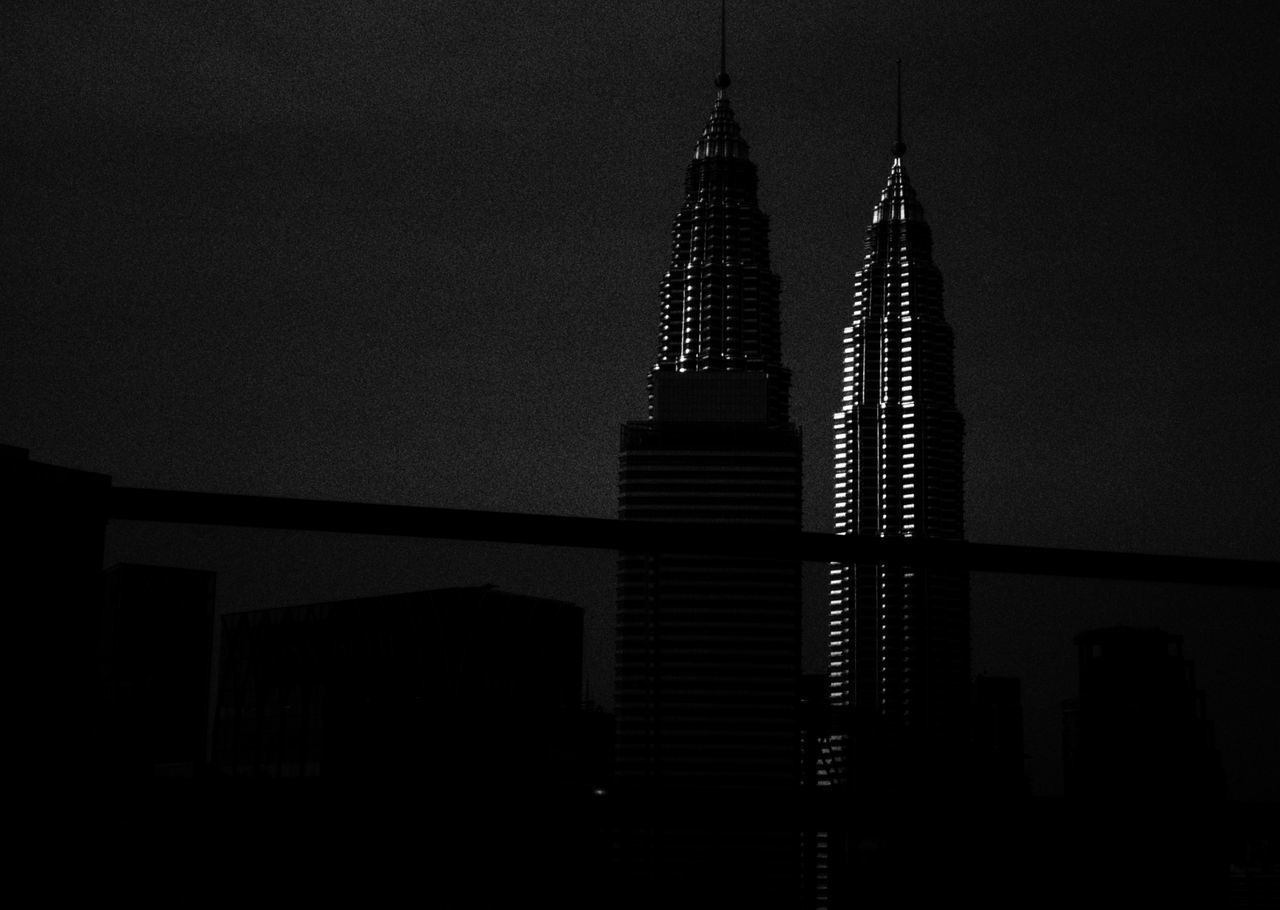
[715,0,731,90]
[892,59,907,159]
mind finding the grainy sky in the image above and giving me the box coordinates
[3,2,1277,795]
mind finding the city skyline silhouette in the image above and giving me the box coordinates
[3,3,1278,904]
[11,464,1273,905]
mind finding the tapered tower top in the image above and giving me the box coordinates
[696,1,748,161]
[697,1,745,159]
[695,93,749,160]
[874,61,924,225]
[872,158,925,225]
[645,0,789,425]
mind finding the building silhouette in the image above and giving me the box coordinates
[3,444,111,786]
[99,563,217,777]
[1061,625,1227,901]
[204,585,606,900]
[827,88,969,793]
[970,674,1028,801]
[213,585,584,786]
[1064,625,1222,803]
[613,58,803,903]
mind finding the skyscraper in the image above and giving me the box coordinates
[1061,626,1226,902]
[828,83,968,794]
[613,53,803,902]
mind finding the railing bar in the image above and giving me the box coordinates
[108,487,1280,589]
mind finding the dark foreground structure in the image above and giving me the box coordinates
[99,563,216,776]
[8,451,1279,906]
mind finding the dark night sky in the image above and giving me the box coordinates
[3,3,1277,796]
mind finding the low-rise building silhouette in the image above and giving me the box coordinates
[3,445,111,784]
[1062,625,1227,903]
[1065,625,1222,802]
[212,585,585,788]
[100,563,216,776]
[971,674,1027,801]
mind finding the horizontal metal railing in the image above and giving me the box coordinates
[110,486,1279,589]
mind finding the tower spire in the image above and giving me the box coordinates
[715,0,730,91]
[892,59,906,159]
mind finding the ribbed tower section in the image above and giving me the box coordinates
[615,80,802,904]
[828,142,968,788]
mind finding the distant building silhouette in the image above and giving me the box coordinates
[827,86,968,795]
[3,444,111,784]
[100,563,216,777]
[1065,625,1222,802]
[213,585,585,787]
[1062,625,1227,902]
[613,62,803,903]
[971,674,1027,800]
[207,585,609,901]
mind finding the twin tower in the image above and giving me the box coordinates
[615,65,968,812]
